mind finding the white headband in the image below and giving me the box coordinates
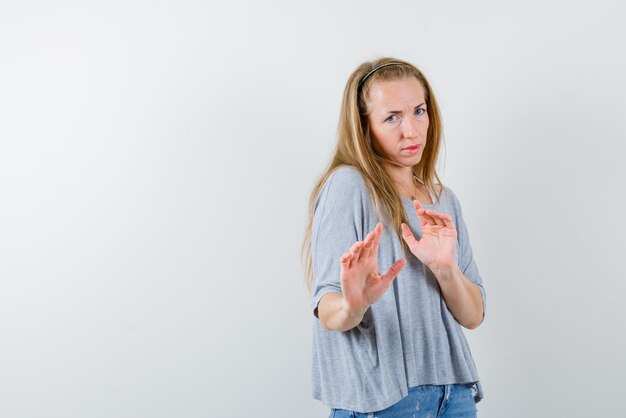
[358,62,404,87]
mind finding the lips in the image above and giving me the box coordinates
[402,144,420,151]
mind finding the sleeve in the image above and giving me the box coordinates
[310,167,370,318]
[447,187,487,320]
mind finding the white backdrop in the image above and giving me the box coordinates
[1,1,625,417]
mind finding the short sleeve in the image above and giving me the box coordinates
[447,187,487,321]
[310,167,371,318]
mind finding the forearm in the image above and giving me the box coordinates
[316,292,366,332]
[430,262,484,329]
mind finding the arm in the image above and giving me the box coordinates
[316,223,406,332]
[401,199,485,330]
[317,292,367,332]
[430,262,484,329]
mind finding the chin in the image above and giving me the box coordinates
[402,156,423,166]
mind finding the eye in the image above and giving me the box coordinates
[415,107,426,116]
[385,114,398,123]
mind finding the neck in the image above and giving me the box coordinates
[385,164,415,189]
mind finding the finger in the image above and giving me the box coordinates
[363,227,377,244]
[369,222,383,253]
[360,238,373,259]
[347,242,361,266]
[426,210,445,227]
[415,209,430,227]
[382,259,406,284]
[360,223,377,248]
[341,252,353,270]
[363,223,380,249]
[367,222,382,240]
[362,234,376,258]
[352,242,365,262]
[420,209,438,226]
[413,201,433,225]
[441,213,455,229]
[414,202,428,226]
[401,223,419,246]
[365,223,383,257]
[435,212,451,227]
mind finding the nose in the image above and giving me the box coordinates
[401,115,418,139]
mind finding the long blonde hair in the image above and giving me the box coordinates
[302,57,445,292]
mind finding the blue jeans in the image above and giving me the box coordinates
[329,383,478,418]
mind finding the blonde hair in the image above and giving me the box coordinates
[302,57,445,292]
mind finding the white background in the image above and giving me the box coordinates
[1,1,625,417]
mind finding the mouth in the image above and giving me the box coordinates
[401,144,422,154]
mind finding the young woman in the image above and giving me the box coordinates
[302,58,487,418]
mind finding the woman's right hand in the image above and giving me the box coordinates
[339,222,406,316]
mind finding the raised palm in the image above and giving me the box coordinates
[339,223,406,314]
[401,200,457,269]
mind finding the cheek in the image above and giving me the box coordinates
[368,128,386,152]
[370,136,385,154]
[372,135,395,155]
[420,120,430,139]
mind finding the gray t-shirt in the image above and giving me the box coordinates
[311,166,486,413]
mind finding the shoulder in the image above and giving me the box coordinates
[326,166,367,189]
[435,185,465,220]
[439,184,459,204]
[438,185,469,228]
[315,166,371,214]
[319,166,369,198]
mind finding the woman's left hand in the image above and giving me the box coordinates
[401,200,457,270]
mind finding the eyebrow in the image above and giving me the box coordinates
[384,102,427,114]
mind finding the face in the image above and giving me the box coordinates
[365,77,429,168]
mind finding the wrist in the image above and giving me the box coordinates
[429,259,458,280]
[340,297,367,322]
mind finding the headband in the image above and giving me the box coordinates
[358,62,404,87]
